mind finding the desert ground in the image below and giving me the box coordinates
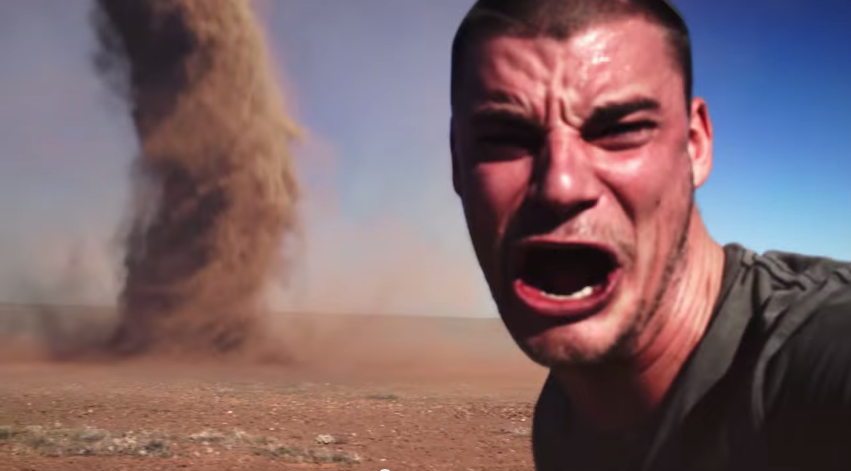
[0,305,548,471]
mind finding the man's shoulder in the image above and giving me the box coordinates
[754,270,851,468]
[719,244,851,412]
[723,243,851,327]
[751,246,851,287]
[741,246,851,415]
[728,243,850,290]
[765,287,851,403]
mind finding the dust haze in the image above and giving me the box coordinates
[89,0,300,360]
[0,1,518,377]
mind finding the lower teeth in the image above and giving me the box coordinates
[543,285,595,300]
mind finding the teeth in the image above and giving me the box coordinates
[543,285,595,301]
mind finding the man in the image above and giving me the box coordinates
[448,0,851,470]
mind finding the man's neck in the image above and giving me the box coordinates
[553,212,726,433]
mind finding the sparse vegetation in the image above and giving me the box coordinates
[0,425,18,440]
[498,426,532,437]
[366,393,399,401]
[186,429,271,449]
[315,433,337,445]
[255,444,362,464]
[0,425,362,464]
[2,425,173,458]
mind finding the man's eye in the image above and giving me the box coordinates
[471,131,541,163]
[590,121,657,140]
[583,121,657,151]
[477,132,541,149]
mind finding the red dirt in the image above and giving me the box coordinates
[0,315,548,471]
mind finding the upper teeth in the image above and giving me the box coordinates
[543,285,595,300]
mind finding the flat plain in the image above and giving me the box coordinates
[0,305,547,471]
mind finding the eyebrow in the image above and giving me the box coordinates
[587,98,661,124]
[468,106,537,129]
[466,96,662,129]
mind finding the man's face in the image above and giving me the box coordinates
[451,17,711,367]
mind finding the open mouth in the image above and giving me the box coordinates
[512,243,621,316]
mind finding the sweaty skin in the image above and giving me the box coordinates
[451,17,725,431]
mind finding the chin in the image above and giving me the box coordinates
[515,308,635,367]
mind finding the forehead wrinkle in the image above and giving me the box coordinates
[459,18,682,125]
[560,26,622,108]
[557,19,679,122]
[471,37,554,115]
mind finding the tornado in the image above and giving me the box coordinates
[91,0,299,358]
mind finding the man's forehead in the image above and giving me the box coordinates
[458,17,679,115]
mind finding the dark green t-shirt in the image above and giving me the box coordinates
[532,243,851,471]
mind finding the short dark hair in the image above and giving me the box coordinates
[450,0,693,111]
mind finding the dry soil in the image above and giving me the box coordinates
[0,309,548,471]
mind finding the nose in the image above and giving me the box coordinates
[529,132,602,218]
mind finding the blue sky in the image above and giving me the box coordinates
[0,0,848,315]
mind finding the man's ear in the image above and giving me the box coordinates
[450,119,462,196]
[688,98,714,189]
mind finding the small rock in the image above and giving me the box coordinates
[315,434,336,445]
